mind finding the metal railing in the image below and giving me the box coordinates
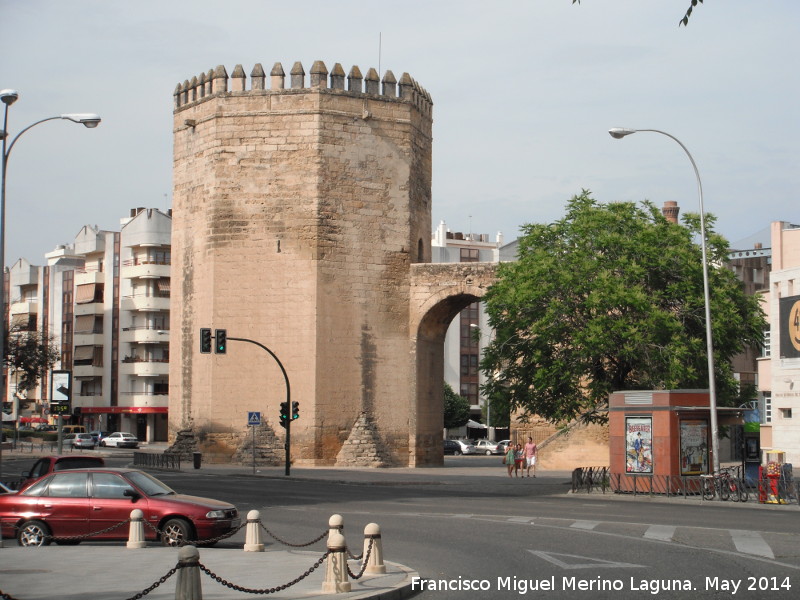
[133,451,182,471]
[571,465,800,504]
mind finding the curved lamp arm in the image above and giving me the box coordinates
[5,113,101,159]
[609,126,719,476]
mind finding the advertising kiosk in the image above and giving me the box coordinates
[609,390,743,493]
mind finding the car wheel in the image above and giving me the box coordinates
[100,440,106,447]
[485,450,492,455]
[18,520,52,547]
[454,450,462,456]
[161,518,193,547]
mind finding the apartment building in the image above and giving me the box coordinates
[4,207,171,442]
[757,221,800,465]
[431,221,507,427]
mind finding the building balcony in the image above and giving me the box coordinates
[121,327,170,344]
[73,332,105,347]
[74,302,106,316]
[120,358,170,377]
[118,392,169,409]
[75,270,105,286]
[121,295,170,312]
[9,301,38,316]
[73,364,104,378]
[73,394,106,408]
[122,262,170,280]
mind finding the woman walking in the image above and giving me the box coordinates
[505,443,516,477]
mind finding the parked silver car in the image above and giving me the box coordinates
[64,433,96,449]
[453,440,477,455]
[474,440,501,455]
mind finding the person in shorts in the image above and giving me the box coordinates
[514,443,525,477]
[523,436,538,477]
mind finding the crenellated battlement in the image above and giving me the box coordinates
[173,60,432,116]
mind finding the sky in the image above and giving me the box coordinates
[1,0,798,264]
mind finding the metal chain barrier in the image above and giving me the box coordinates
[12,518,132,543]
[257,520,327,547]
[123,563,183,600]
[346,537,374,580]
[142,518,246,545]
[198,551,330,594]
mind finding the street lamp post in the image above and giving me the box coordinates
[0,89,101,448]
[608,127,720,476]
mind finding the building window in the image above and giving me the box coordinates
[460,248,479,262]
[762,329,771,358]
[780,408,792,419]
[460,382,478,405]
[460,354,478,376]
[763,393,772,424]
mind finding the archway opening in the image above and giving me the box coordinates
[413,292,483,466]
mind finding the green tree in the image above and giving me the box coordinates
[572,0,703,27]
[4,326,60,399]
[443,382,471,429]
[481,191,765,424]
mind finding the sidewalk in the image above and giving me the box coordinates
[0,545,418,600]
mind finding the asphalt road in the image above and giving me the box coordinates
[3,454,800,599]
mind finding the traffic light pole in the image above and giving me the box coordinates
[227,337,292,476]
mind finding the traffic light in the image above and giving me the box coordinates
[200,328,212,354]
[292,401,300,420]
[215,329,227,354]
[279,401,289,428]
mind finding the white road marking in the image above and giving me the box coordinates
[570,520,600,530]
[643,524,675,542]
[730,529,774,559]
[527,550,644,570]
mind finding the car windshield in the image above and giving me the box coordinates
[126,471,175,497]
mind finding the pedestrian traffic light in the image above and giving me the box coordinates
[279,401,289,428]
[292,401,300,420]
[200,328,212,354]
[215,329,227,354]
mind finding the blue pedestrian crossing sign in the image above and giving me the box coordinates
[247,412,262,426]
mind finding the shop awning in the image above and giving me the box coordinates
[19,416,47,423]
[80,407,168,414]
[467,419,487,429]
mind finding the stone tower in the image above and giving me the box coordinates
[169,60,434,466]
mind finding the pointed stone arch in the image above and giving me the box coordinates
[408,262,497,465]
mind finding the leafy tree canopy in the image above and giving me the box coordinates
[5,327,60,398]
[481,191,765,424]
[444,382,471,429]
[572,0,703,27]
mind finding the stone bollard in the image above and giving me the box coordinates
[328,514,343,541]
[322,531,351,593]
[175,545,203,600]
[362,523,386,574]
[243,509,264,552]
[127,509,147,549]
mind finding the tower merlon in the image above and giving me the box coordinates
[173,60,433,112]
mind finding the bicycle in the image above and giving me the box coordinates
[701,473,730,501]
[719,468,749,502]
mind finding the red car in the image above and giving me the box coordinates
[18,455,106,491]
[0,468,239,547]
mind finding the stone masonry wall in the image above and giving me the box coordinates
[169,60,433,466]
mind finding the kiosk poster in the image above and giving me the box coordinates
[680,419,709,475]
[625,417,652,473]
